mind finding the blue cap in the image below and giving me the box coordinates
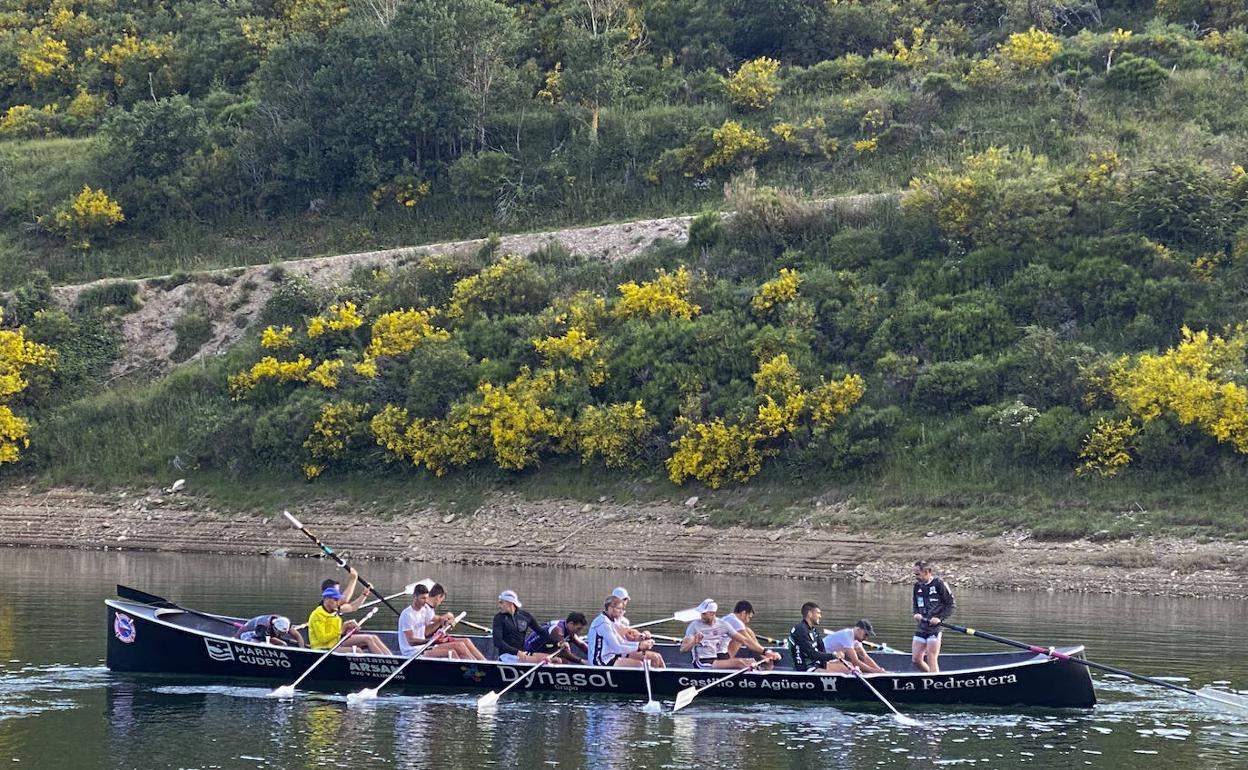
[322,587,343,600]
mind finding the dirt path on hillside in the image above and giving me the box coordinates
[2,486,1244,599]
[47,193,896,379]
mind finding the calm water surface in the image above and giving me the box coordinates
[1,547,1246,769]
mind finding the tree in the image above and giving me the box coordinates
[559,0,645,142]
[450,0,523,151]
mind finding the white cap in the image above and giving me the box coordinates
[498,590,522,608]
[611,587,630,601]
[696,599,718,614]
[272,616,291,633]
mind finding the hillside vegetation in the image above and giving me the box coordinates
[3,0,1248,539]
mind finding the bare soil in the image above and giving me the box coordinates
[2,486,1245,599]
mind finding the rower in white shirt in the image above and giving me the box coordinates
[587,596,665,668]
[823,619,885,673]
[681,599,780,670]
[397,583,485,661]
[721,599,771,663]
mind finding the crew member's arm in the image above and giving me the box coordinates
[730,630,780,660]
[932,580,956,624]
[679,631,703,654]
[913,586,922,622]
[572,633,588,653]
[492,614,520,656]
[795,630,837,664]
[550,626,585,663]
[285,628,305,648]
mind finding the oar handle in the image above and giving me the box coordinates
[283,510,403,617]
[461,619,492,634]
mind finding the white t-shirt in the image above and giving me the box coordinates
[685,618,734,660]
[398,604,436,655]
[721,613,746,634]
[823,628,858,654]
[587,613,639,665]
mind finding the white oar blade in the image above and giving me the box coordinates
[268,685,296,699]
[642,701,663,714]
[282,510,303,529]
[1197,687,1248,711]
[477,691,500,711]
[346,688,379,705]
[671,608,701,624]
[671,686,697,713]
[893,714,923,727]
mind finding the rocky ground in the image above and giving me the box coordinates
[2,485,1245,599]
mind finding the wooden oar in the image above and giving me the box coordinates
[461,619,492,634]
[282,511,402,617]
[358,579,434,611]
[848,666,922,727]
[672,658,763,713]
[943,622,1248,712]
[347,612,466,704]
[641,658,662,713]
[477,658,550,710]
[649,632,682,643]
[632,607,701,630]
[269,607,380,698]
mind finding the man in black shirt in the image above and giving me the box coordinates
[492,589,565,664]
[911,560,956,672]
[788,602,847,673]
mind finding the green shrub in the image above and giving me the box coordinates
[75,281,140,314]
[911,356,1003,412]
[1104,54,1169,92]
[171,310,214,363]
[259,275,321,328]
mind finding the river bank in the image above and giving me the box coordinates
[2,485,1245,599]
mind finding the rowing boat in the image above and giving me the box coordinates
[105,589,1096,708]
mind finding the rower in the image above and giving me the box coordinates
[681,599,780,670]
[308,586,391,654]
[424,582,486,660]
[524,612,589,664]
[236,614,303,647]
[824,619,885,673]
[398,583,485,661]
[320,567,370,613]
[492,590,563,664]
[912,560,956,673]
[587,596,665,668]
[788,602,845,673]
[611,586,647,642]
[722,600,768,660]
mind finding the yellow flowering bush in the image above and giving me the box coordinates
[667,417,772,488]
[725,57,781,110]
[17,29,70,86]
[370,175,432,209]
[308,358,345,388]
[701,120,770,173]
[261,325,295,349]
[999,27,1061,70]
[809,374,866,427]
[447,256,542,318]
[0,309,56,464]
[307,302,364,338]
[228,354,313,398]
[575,401,655,468]
[0,105,56,138]
[751,269,802,313]
[363,307,448,358]
[769,118,836,159]
[303,400,371,478]
[964,57,1004,87]
[51,186,124,249]
[97,33,173,86]
[752,353,802,398]
[885,26,935,68]
[533,328,600,362]
[615,267,700,320]
[853,137,879,153]
[1076,417,1139,477]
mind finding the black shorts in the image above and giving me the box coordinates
[914,622,943,641]
[695,653,729,669]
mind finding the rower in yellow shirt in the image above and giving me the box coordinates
[307,586,391,654]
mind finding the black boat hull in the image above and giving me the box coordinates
[106,599,1097,708]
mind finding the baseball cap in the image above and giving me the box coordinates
[611,587,630,601]
[498,590,522,608]
[855,618,875,637]
[272,616,291,633]
[322,587,343,600]
[696,598,718,614]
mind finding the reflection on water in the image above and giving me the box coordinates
[0,547,1246,768]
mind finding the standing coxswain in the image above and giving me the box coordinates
[911,560,956,672]
[681,599,780,670]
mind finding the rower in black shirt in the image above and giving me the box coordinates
[492,589,565,664]
[911,560,956,672]
[788,602,847,673]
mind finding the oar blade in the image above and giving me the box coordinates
[671,608,701,624]
[476,691,500,711]
[346,687,379,705]
[642,700,663,714]
[893,713,924,727]
[1197,687,1248,711]
[671,686,697,713]
[282,510,303,529]
[268,685,296,699]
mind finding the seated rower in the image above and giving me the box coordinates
[524,612,589,664]
[681,599,781,670]
[611,586,648,642]
[236,614,302,647]
[321,567,370,614]
[823,619,886,674]
[789,602,847,674]
[722,600,769,661]
[307,586,391,655]
[492,590,564,664]
[587,596,665,669]
[398,583,485,661]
